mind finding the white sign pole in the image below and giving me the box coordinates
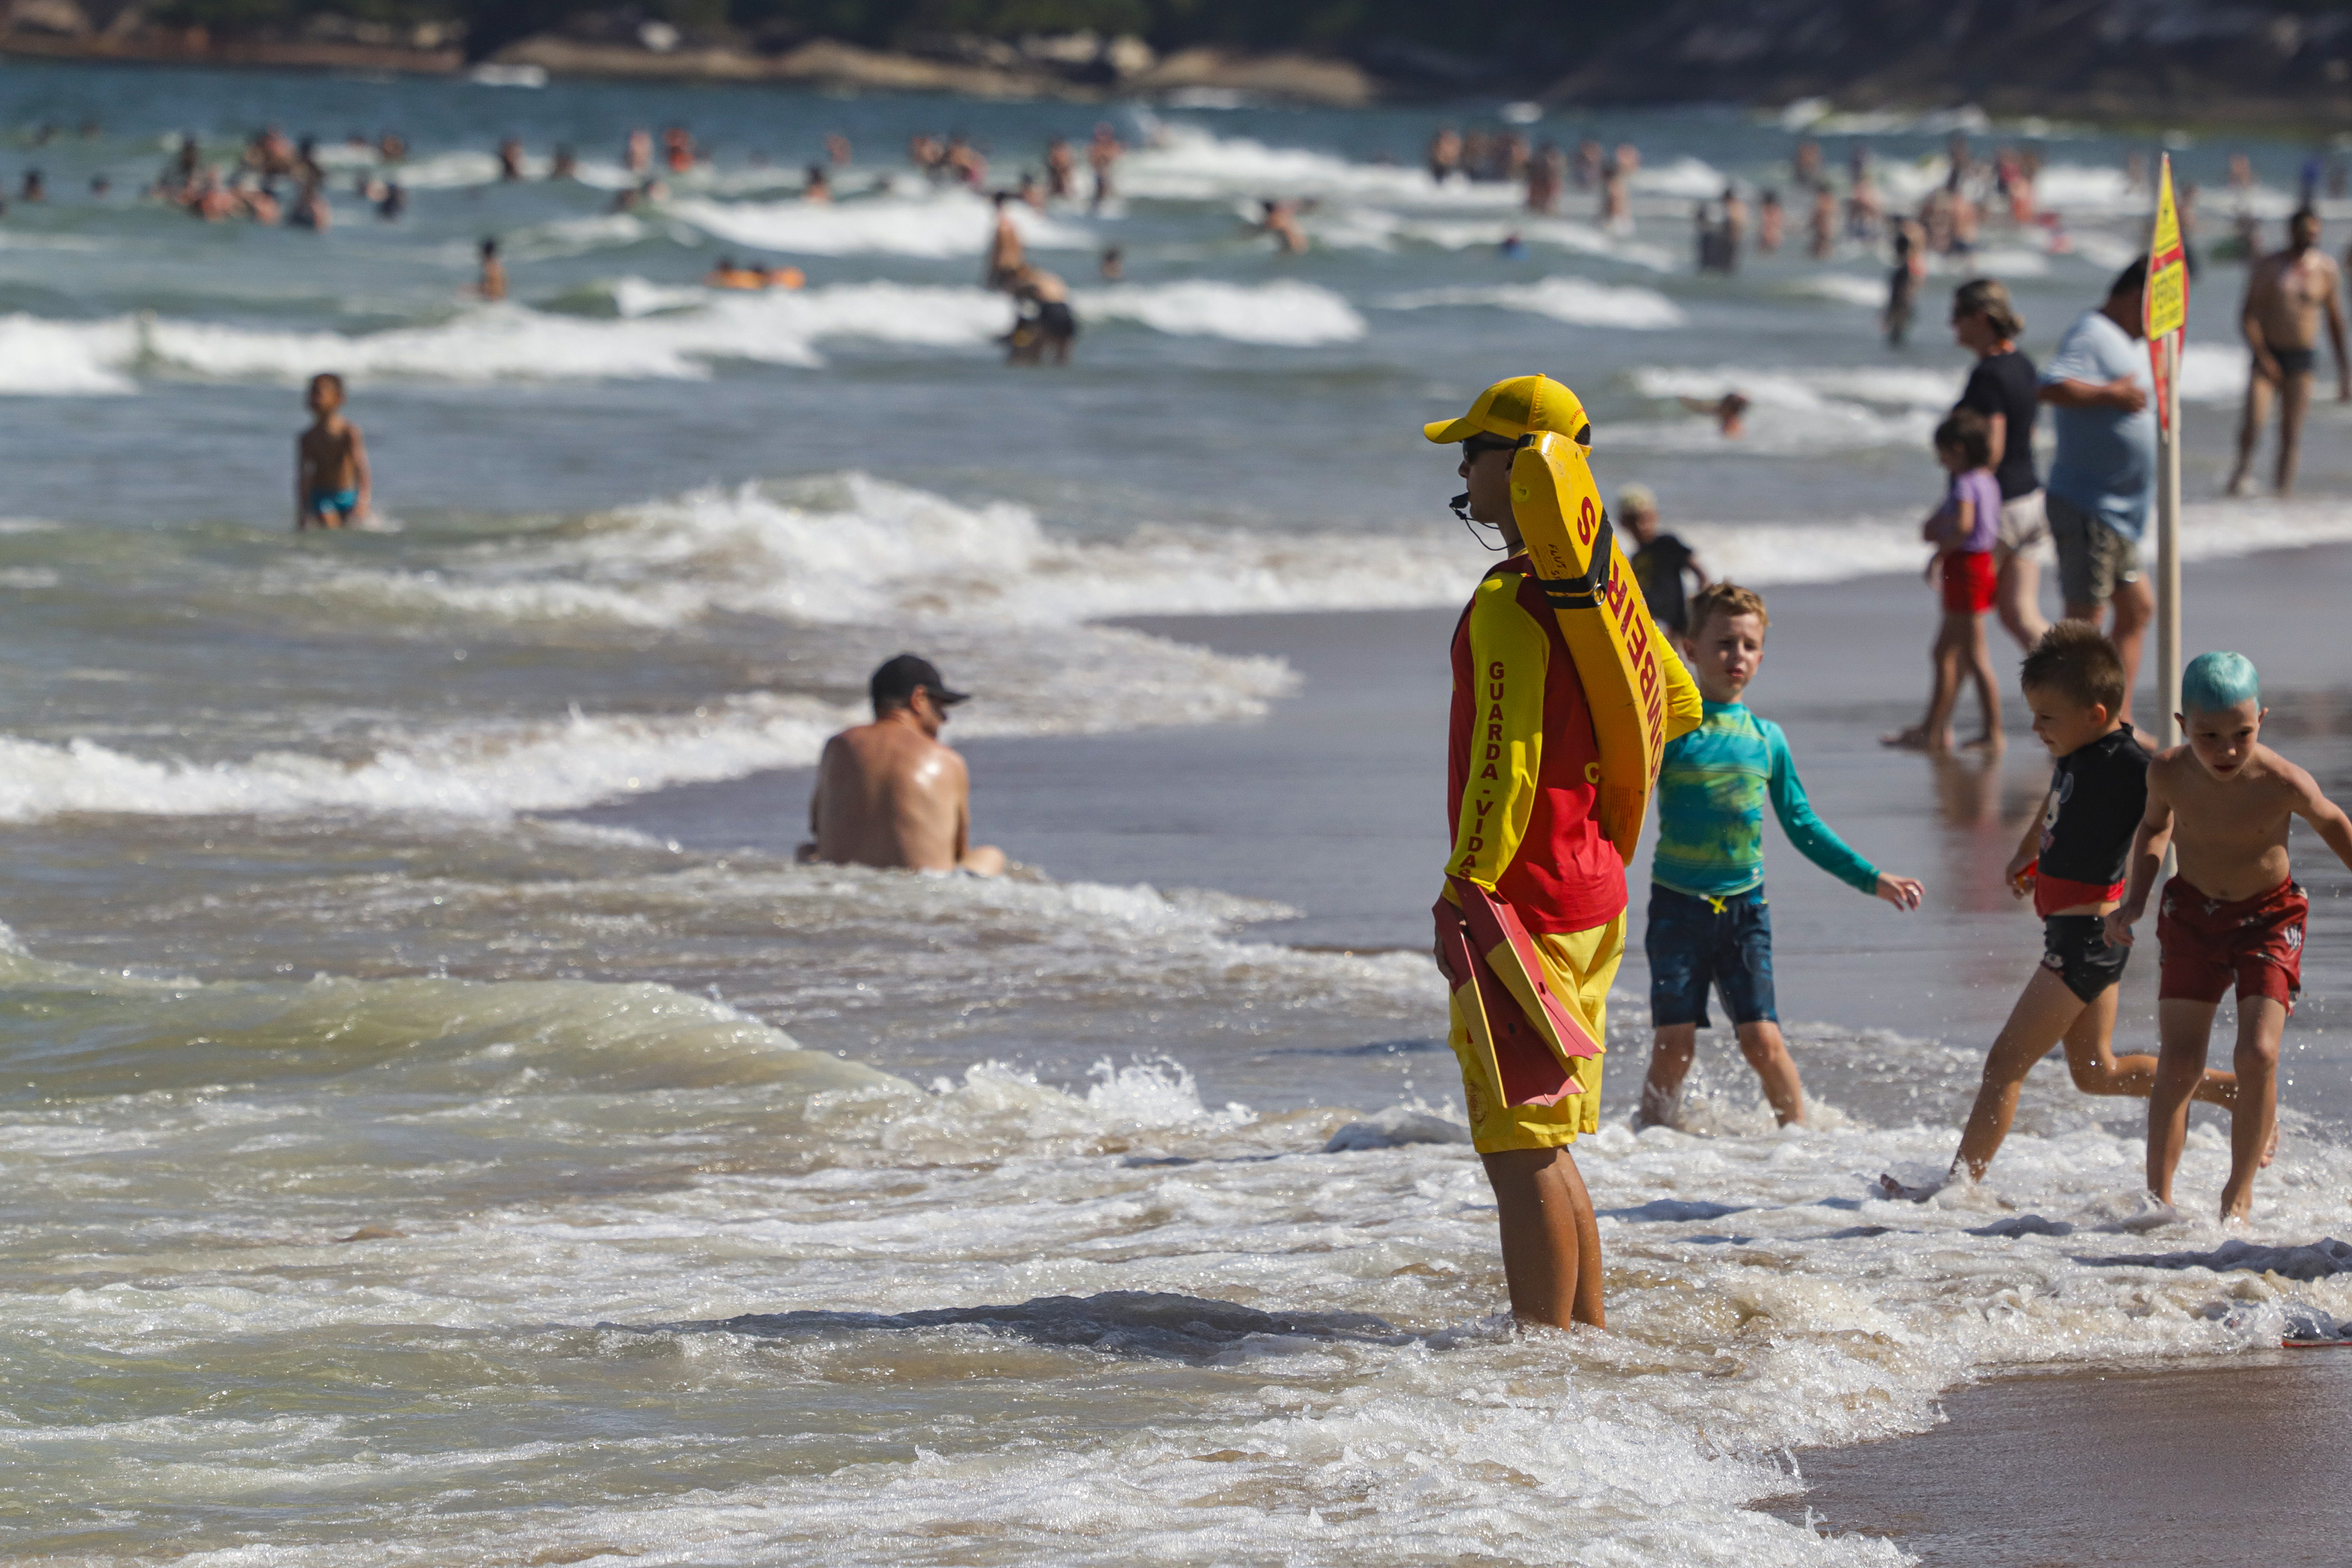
[2158,328,2182,748]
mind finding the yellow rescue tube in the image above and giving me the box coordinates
[1508,428,1673,863]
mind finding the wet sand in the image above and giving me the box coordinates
[1765,1352,2352,1564]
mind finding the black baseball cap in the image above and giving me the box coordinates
[870,653,969,710]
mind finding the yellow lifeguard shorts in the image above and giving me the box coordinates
[1447,913,1624,1154]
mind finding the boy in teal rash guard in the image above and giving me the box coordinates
[1636,583,1926,1129]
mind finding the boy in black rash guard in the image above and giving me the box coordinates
[1882,624,2238,1199]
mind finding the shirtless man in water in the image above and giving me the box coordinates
[984,193,1025,291]
[801,655,1007,876]
[2228,208,2347,497]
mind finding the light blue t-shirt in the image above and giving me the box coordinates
[2040,307,2157,539]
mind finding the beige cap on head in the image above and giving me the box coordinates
[1616,481,1658,517]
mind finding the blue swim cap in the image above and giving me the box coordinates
[2181,651,2259,713]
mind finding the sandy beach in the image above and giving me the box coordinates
[1769,1353,2352,1563]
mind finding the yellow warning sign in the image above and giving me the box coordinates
[2146,153,2187,341]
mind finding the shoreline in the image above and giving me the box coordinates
[1764,1352,2352,1563]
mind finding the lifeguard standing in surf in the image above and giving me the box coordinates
[1426,375,1704,1330]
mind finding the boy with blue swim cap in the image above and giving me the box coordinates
[2109,649,2352,1220]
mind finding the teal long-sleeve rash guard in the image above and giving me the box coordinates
[1649,700,1878,899]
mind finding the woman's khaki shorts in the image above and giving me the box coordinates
[1996,488,2048,554]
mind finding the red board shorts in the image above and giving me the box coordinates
[1940,550,1998,615]
[2156,876,2308,1011]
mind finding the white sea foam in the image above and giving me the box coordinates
[1116,124,1519,208]
[2180,339,2250,402]
[0,270,1358,390]
[0,694,853,822]
[1616,365,1952,454]
[1309,207,1679,270]
[0,622,1295,822]
[1077,279,1365,344]
[1635,363,1965,410]
[671,189,1088,257]
[1381,276,1686,329]
[0,314,136,395]
[13,986,2349,1563]
[286,474,1473,636]
[1784,274,1893,308]
[1628,155,1731,200]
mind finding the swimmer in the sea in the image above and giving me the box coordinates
[295,372,370,532]
[705,256,770,289]
[476,238,506,301]
[1009,267,1076,365]
[1676,391,1750,437]
[800,654,1007,877]
[985,191,1025,291]
[1258,198,1308,254]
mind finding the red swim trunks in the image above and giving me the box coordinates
[1940,550,1997,615]
[2155,876,2308,1011]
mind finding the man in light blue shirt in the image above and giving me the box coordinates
[2040,257,2155,720]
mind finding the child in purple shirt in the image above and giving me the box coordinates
[1885,409,2005,751]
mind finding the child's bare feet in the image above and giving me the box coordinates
[1875,1171,1949,1203]
[1632,1086,1680,1131]
[1881,725,1932,750]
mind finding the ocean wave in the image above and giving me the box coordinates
[0,274,1356,390]
[1634,363,1965,409]
[1381,276,1685,329]
[1307,207,1678,270]
[1077,279,1364,344]
[1784,274,1893,308]
[0,314,137,396]
[0,954,895,1099]
[0,693,853,822]
[670,189,1087,258]
[1627,154,1731,200]
[281,473,1475,634]
[0,619,1293,822]
[1117,124,1520,208]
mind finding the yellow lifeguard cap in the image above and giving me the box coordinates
[1423,373,1591,445]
